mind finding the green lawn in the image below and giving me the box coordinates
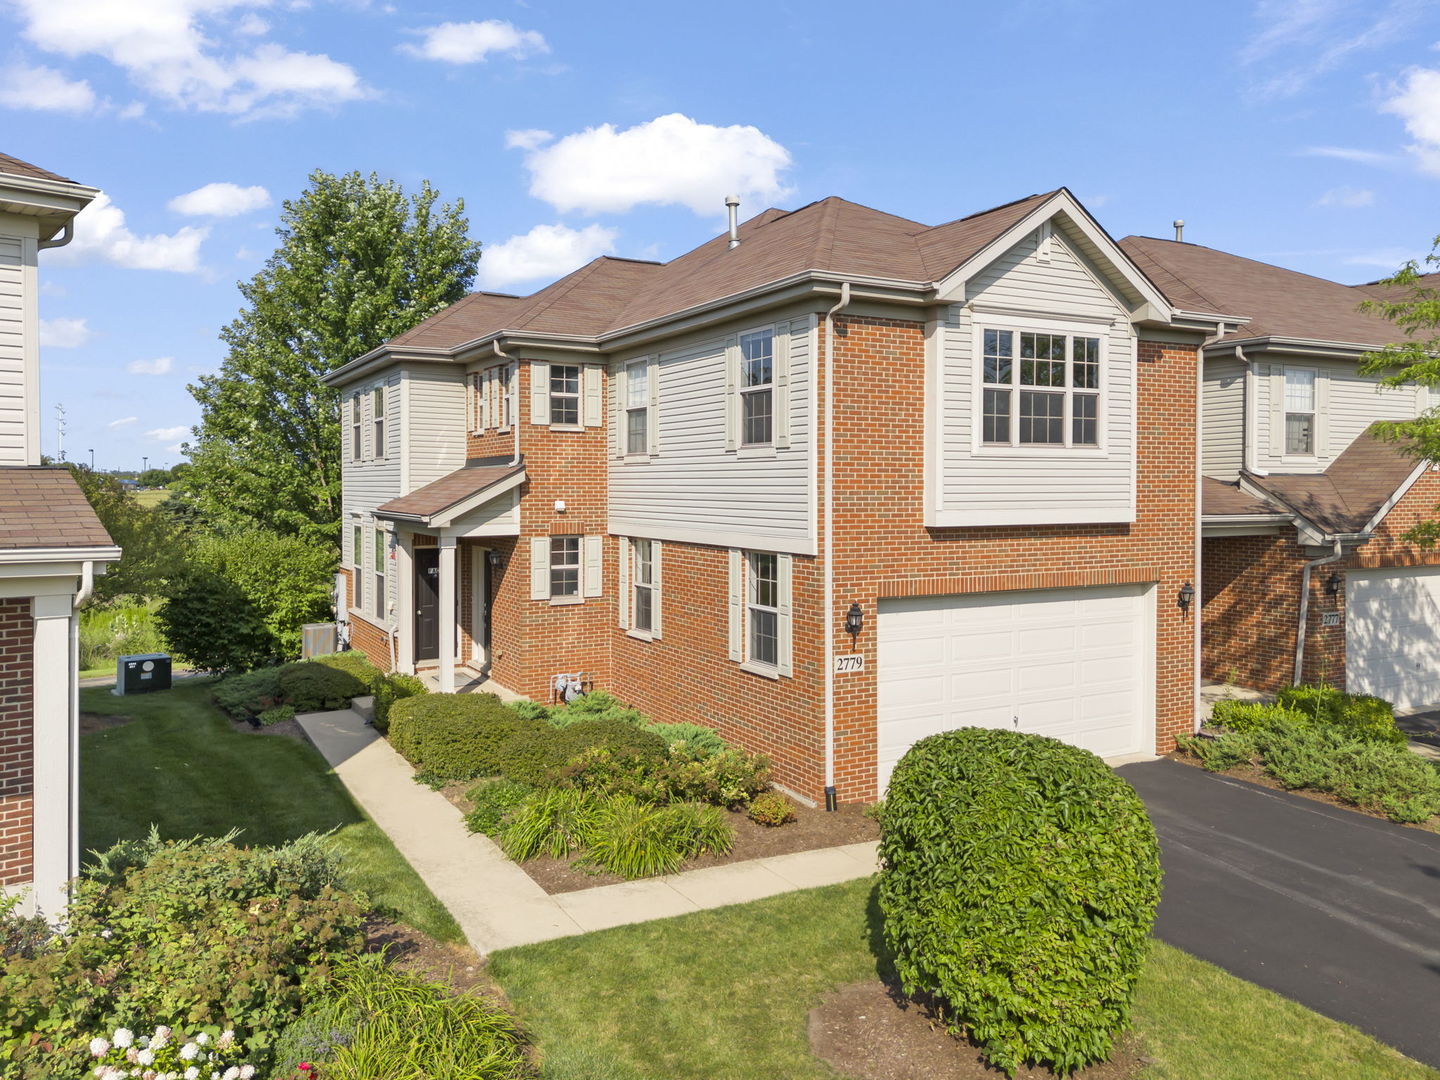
[132,488,170,508]
[80,680,462,943]
[490,878,1439,1080]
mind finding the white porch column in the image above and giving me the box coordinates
[396,531,415,674]
[437,535,457,693]
[31,593,74,917]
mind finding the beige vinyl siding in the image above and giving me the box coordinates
[0,230,35,466]
[607,313,815,554]
[933,229,1135,526]
[1253,357,1422,475]
[1202,358,1245,480]
[405,368,467,488]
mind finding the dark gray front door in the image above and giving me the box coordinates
[415,548,439,661]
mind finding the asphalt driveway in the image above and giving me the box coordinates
[1118,759,1440,1069]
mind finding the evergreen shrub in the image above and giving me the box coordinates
[387,693,533,781]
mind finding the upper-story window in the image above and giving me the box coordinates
[550,365,582,426]
[625,360,649,455]
[350,394,362,461]
[981,328,1101,448]
[1285,368,1316,456]
[371,387,386,458]
[739,329,774,446]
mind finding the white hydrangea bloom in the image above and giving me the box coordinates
[89,1037,110,1056]
[217,1030,234,1049]
[195,1034,209,1046]
[221,1067,240,1080]
[113,1029,134,1049]
[184,1068,199,1080]
[179,1043,199,1061]
[237,1067,254,1080]
[136,1049,154,1066]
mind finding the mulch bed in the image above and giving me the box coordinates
[809,980,1145,1080]
[438,780,879,894]
[362,917,492,995]
[79,711,132,735]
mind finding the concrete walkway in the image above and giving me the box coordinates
[297,707,878,955]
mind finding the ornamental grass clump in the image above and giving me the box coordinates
[878,728,1162,1077]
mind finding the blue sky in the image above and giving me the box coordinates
[3,0,1439,470]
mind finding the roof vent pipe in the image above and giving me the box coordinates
[1173,219,1185,243]
[725,195,740,249]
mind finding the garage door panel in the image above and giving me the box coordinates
[877,585,1152,795]
[1347,568,1440,709]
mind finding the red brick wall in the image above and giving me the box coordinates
[0,599,34,887]
[1202,467,1440,695]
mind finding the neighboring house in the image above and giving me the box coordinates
[326,188,1228,803]
[0,152,120,915]
[1120,237,1439,706]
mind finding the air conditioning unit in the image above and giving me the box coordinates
[116,653,172,695]
[302,622,340,658]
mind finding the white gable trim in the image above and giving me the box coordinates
[937,190,1172,321]
[1362,460,1432,535]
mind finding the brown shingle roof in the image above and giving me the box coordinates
[386,191,1061,354]
[1202,477,1279,517]
[0,467,115,549]
[375,461,523,521]
[1244,425,1422,535]
[1350,270,1440,303]
[0,151,77,185]
[1119,236,1403,346]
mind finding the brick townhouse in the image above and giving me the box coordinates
[327,188,1230,803]
[0,152,120,915]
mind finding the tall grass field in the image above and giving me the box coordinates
[78,599,168,674]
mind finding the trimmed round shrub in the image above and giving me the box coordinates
[878,728,1162,1076]
[279,661,370,712]
[746,790,796,827]
[387,693,537,781]
[496,718,668,786]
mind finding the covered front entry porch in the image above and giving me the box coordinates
[373,458,525,694]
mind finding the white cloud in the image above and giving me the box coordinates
[165,442,186,454]
[0,63,96,112]
[10,0,368,117]
[477,223,618,289]
[46,193,209,273]
[1240,0,1421,98]
[108,416,137,429]
[38,317,92,347]
[236,13,268,35]
[1315,185,1375,207]
[168,181,271,217]
[505,128,553,150]
[1383,66,1440,175]
[401,20,548,64]
[127,356,174,375]
[518,113,793,216]
[146,425,190,441]
[1299,145,1399,165]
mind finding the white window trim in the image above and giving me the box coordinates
[620,537,662,640]
[349,393,363,463]
[498,363,515,431]
[725,321,791,452]
[729,548,792,678]
[371,385,387,461]
[622,357,652,459]
[970,316,1111,459]
[739,326,776,449]
[1281,366,1319,461]
[372,526,387,619]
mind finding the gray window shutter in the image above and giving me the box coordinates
[583,365,603,428]
[1315,370,1330,459]
[776,553,793,677]
[583,535,603,597]
[618,538,630,629]
[613,363,627,459]
[727,548,743,661]
[530,536,550,600]
[774,322,791,449]
[651,540,663,639]
[647,355,660,455]
[531,361,550,426]
[724,335,739,451]
[1269,365,1285,458]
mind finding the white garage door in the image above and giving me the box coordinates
[1346,567,1440,709]
[875,584,1153,796]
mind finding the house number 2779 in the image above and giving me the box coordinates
[834,654,865,674]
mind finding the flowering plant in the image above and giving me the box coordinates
[88,1023,257,1080]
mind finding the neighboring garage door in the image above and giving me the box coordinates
[1346,567,1440,709]
[876,583,1153,795]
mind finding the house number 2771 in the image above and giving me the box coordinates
[834,654,865,674]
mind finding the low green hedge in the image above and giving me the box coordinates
[373,673,428,734]
[212,664,286,718]
[496,718,668,786]
[279,661,369,712]
[307,650,382,690]
[387,693,537,781]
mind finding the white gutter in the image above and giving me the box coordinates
[1294,541,1345,686]
[822,281,852,811]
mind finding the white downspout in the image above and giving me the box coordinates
[823,282,852,811]
[1294,540,1344,686]
[1193,325,1225,733]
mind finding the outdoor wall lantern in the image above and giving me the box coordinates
[1325,571,1342,597]
[844,601,864,644]
[1177,582,1196,617]
[487,551,503,569]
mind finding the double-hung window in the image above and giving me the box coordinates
[1285,368,1316,456]
[625,360,649,455]
[632,539,655,633]
[352,523,362,607]
[371,387,385,458]
[739,329,774,446]
[350,394,363,461]
[373,529,386,617]
[549,536,581,599]
[746,552,779,668]
[981,328,1101,448]
[550,365,581,427]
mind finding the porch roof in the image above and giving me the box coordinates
[375,458,525,526]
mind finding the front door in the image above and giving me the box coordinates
[415,548,440,662]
